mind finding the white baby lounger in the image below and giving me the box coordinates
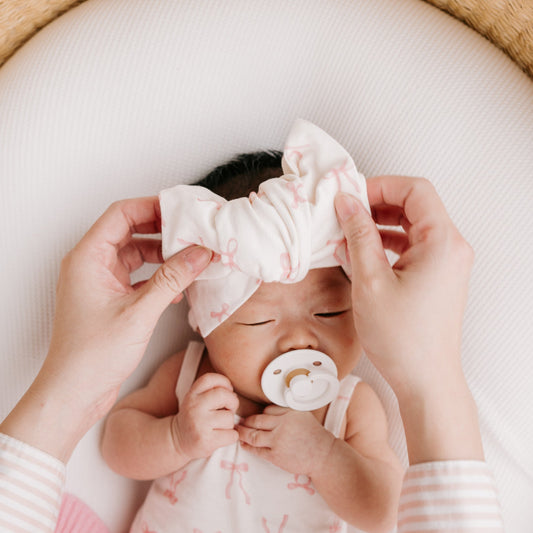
[0,1,532,531]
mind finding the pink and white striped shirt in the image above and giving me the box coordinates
[398,461,505,532]
[0,432,64,532]
[0,433,505,532]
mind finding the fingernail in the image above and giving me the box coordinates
[335,193,359,222]
[184,246,212,273]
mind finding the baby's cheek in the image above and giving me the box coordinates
[337,326,363,373]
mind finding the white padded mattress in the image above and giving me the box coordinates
[0,1,532,531]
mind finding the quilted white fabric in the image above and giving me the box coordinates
[0,1,531,532]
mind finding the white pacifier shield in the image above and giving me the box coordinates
[261,349,340,411]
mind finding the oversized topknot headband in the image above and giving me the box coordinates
[160,119,370,336]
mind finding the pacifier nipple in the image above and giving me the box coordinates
[260,349,340,411]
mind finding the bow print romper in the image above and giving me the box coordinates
[130,341,361,533]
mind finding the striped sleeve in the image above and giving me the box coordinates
[398,460,505,532]
[0,433,65,533]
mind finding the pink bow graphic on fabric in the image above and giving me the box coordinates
[160,119,370,336]
[220,460,251,505]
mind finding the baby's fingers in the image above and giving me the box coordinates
[201,387,239,413]
[212,428,239,448]
[190,373,234,395]
[240,413,279,431]
[209,408,237,430]
[237,425,272,449]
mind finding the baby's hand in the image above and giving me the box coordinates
[237,405,335,476]
[172,373,239,461]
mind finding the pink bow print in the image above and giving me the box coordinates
[141,522,157,533]
[210,302,230,323]
[219,238,240,271]
[261,514,289,533]
[322,159,361,193]
[329,519,343,532]
[163,470,187,505]
[326,238,350,268]
[285,181,307,209]
[280,253,299,281]
[284,143,311,165]
[287,473,315,495]
[220,460,251,504]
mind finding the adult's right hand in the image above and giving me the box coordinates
[335,177,483,463]
[1,197,212,462]
[45,197,212,420]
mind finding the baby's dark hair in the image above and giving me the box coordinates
[194,151,283,200]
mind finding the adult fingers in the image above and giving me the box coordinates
[371,205,412,233]
[133,246,212,320]
[335,193,391,283]
[379,229,409,256]
[117,238,163,274]
[131,279,184,304]
[83,197,162,250]
[366,176,448,228]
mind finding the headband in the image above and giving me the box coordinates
[160,119,370,336]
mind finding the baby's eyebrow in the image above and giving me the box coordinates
[238,296,278,313]
[315,279,350,293]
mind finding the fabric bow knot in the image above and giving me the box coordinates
[160,119,370,336]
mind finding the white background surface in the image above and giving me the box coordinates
[1,0,532,531]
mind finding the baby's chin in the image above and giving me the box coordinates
[233,389,270,417]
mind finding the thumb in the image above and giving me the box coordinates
[135,246,212,319]
[334,193,389,282]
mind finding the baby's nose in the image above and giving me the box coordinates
[277,322,319,353]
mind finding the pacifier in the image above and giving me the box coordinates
[260,349,340,411]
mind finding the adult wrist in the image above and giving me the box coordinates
[0,365,106,463]
[395,374,485,465]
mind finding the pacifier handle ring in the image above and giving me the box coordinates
[284,371,339,411]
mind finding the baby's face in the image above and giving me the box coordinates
[204,267,361,406]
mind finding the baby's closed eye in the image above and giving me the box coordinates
[238,319,274,326]
[314,309,350,318]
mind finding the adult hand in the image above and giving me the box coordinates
[335,177,473,395]
[1,197,212,461]
[334,177,483,463]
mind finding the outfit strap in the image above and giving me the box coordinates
[175,340,205,404]
[324,373,361,437]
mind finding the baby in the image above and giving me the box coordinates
[101,121,403,533]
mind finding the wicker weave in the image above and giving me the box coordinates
[0,0,84,66]
[1,0,532,77]
[427,0,533,77]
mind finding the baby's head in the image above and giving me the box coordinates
[193,151,362,407]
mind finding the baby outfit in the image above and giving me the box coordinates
[129,340,361,533]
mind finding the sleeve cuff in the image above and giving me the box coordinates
[398,460,505,532]
[0,432,65,532]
